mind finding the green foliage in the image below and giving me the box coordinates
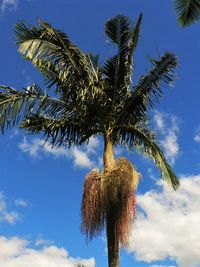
[174,0,200,26]
[0,14,179,189]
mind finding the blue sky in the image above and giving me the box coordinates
[0,0,200,266]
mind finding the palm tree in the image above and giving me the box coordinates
[0,14,179,267]
[174,0,200,26]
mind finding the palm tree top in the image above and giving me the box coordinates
[0,14,179,189]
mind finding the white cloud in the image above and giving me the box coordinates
[0,192,20,224]
[0,0,18,13]
[71,148,93,169]
[86,136,99,154]
[194,127,200,144]
[194,134,200,143]
[19,137,100,169]
[19,138,69,159]
[161,130,179,164]
[0,236,95,267]
[19,138,42,158]
[154,111,165,130]
[128,175,200,267]
[153,111,179,164]
[35,239,54,247]
[14,199,28,208]
[41,141,68,158]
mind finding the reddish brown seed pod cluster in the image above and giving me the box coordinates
[81,158,140,247]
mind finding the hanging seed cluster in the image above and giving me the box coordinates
[81,157,140,247]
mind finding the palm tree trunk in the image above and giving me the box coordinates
[103,138,120,267]
[107,207,120,267]
[103,139,115,171]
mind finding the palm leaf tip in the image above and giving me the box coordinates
[105,13,143,48]
[105,14,133,45]
[174,0,200,26]
[149,51,178,88]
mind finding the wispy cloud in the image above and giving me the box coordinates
[194,134,200,143]
[0,0,18,13]
[0,192,21,224]
[0,235,95,267]
[194,127,200,144]
[71,147,93,168]
[19,136,101,169]
[35,238,54,247]
[153,111,180,164]
[14,199,28,208]
[20,69,33,87]
[128,175,200,267]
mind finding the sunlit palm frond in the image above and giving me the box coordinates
[174,0,200,26]
[15,20,98,99]
[29,58,82,100]
[30,58,66,88]
[0,84,67,132]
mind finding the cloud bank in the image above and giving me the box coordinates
[129,175,200,267]
[19,136,101,169]
[0,236,95,267]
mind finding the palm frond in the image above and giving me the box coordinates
[15,20,99,99]
[20,114,82,147]
[0,84,67,133]
[105,14,133,46]
[174,0,200,26]
[116,52,178,125]
[29,58,77,100]
[103,14,142,100]
[116,123,180,190]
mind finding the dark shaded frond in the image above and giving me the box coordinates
[116,52,178,125]
[174,0,200,26]
[105,14,133,46]
[0,84,67,133]
[102,14,142,101]
[116,123,180,190]
[20,114,84,147]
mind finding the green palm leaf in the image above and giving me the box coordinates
[0,84,67,132]
[15,20,98,99]
[20,114,82,147]
[116,122,180,190]
[103,14,142,100]
[174,0,200,26]
[20,111,100,147]
[116,52,178,125]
